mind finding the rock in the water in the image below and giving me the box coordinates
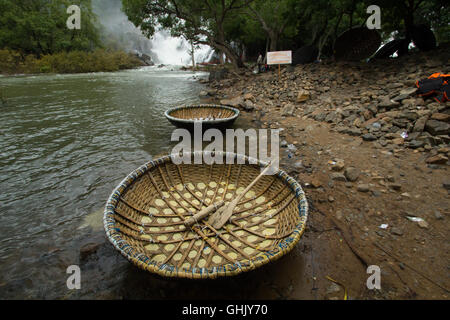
[80,242,102,261]
[138,53,154,66]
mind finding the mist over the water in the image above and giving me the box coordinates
[92,0,214,65]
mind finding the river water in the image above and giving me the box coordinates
[0,67,213,298]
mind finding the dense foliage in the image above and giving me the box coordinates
[122,0,449,68]
[0,49,144,74]
[0,0,144,74]
[0,0,100,56]
[0,0,448,73]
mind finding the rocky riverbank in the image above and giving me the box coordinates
[198,46,449,299]
[205,45,450,166]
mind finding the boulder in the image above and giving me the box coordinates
[378,96,400,109]
[209,68,228,81]
[413,115,429,133]
[431,113,450,123]
[425,120,450,136]
[80,243,102,261]
[426,154,448,165]
[220,96,244,108]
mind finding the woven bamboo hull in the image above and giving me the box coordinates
[166,118,238,130]
[165,104,240,130]
[104,153,308,279]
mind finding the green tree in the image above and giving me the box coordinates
[0,0,100,56]
[247,0,297,52]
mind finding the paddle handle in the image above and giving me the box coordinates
[210,164,274,229]
[184,201,225,227]
[236,164,273,203]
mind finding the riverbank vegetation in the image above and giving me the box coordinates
[1,0,449,73]
[0,0,143,74]
[0,49,144,75]
[123,0,449,69]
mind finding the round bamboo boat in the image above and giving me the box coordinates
[104,152,308,279]
[165,104,240,129]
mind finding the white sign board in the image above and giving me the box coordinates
[267,51,292,65]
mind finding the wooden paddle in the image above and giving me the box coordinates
[184,201,225,227]
[208,164,273,229]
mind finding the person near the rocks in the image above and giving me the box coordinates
[263,54,269,72]
[257,53,263,73]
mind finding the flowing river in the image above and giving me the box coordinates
[0,67,214,298]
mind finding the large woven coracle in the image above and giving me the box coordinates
[104,153,308,279]
[165,104,240,129]
[334,27,382,61]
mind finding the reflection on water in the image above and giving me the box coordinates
[0,67,208,298]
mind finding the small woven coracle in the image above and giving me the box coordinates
[104,153,308,279]
[164,104,240,129]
